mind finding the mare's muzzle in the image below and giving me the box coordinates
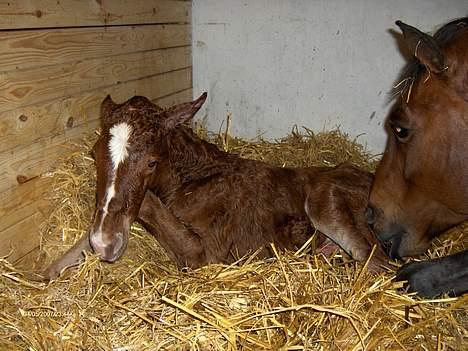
[379,233,404,260]
[366,205,405,259]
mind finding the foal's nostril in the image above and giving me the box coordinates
[365,206,376,226]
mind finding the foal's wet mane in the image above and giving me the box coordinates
[163,127,239,185]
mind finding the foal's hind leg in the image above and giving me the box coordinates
[305,184,389,271]
[137,191,207,269]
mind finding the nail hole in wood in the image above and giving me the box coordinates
[66,116,74,128]
[16,175,29,184]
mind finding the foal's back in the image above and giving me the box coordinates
[151,130,315,261]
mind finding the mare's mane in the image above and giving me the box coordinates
[395,17,468,100]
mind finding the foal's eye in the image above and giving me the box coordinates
[148,160,157,168]
[392,125,410,141]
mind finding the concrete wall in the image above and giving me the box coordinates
[192,0,466,152]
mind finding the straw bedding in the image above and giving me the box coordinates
[0,126,467,350]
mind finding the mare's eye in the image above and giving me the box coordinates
[148,160,157,168]
[392,125,410,141]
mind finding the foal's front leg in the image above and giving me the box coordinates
[40,233,92,280]
[137,191,207,268]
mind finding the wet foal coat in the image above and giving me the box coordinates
[43,94,387,279]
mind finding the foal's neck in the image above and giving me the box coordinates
[160,127,237,187]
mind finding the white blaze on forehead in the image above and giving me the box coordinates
[109,122,132,169]
[92,122,131,244]
[102,183,115,215]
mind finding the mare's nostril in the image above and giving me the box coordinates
[365,206,376,227]
[381,240,392,256]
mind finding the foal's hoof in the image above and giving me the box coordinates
[41,266,62,281]
[398,251,468,298]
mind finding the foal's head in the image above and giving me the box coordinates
[89,93,207,262]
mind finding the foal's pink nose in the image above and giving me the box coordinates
[89,231,125,262]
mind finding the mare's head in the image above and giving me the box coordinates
[368,18,468,258]
[88,93,207,262]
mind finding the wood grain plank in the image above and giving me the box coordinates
[0,24,190,73]
[0,46,191,113]
[0,176,53,232]
[154,88,193,107]
[0,67,192,154]
[0,211,45,262]
[13,246,42,268]
[0,124,92,194]
[0,68,192,192]
[0,0,191,30]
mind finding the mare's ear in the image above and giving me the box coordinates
[396,20,447,74]
[100,95,118,127]
[163,92,207,129]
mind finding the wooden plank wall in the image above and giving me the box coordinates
[0,0,192,262]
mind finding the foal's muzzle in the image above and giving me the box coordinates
[89,231,127,262]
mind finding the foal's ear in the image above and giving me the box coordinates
[163,92,208,129]
[100,95,118,127]
[396,20,447,74]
